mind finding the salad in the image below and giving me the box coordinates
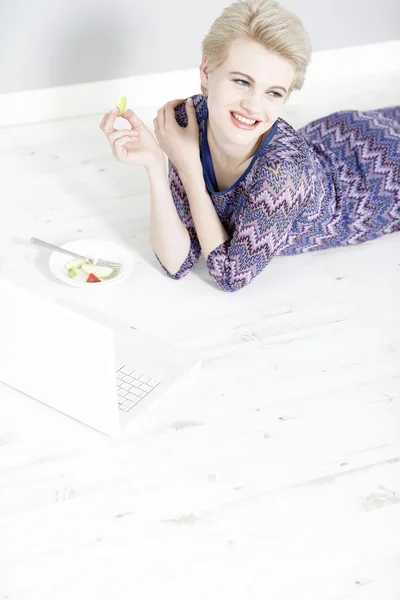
[64,258,116,283]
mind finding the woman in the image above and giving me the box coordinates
[99,0,400,292]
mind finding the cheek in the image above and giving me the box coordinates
[210,90,235,118]
[266,100,284,118]
[215,81,237,103]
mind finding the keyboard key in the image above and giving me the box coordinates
[130,388,146,399]
[116,366,160,406]
[139,383,152,393]
[125,392,140,404]
[139,375,151,383]
[123,398,135,408]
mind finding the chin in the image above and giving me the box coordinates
[228,124,265,141]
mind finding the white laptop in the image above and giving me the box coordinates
[0,279,201,436]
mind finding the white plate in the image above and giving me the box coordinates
[48,239,135,287]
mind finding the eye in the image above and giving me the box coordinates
[233,79,283,97]
[233,79,250,87]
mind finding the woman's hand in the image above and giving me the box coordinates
[99,107,163,169]
[153,98,200,172]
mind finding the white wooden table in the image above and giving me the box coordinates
[0,76,399,599]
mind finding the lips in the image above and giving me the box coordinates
[230,111,261,131]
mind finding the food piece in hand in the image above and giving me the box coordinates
[81,263,114,278]
[86,273,101,283]
[116,96,127,117]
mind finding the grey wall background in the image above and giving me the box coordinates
[1,0,399,94]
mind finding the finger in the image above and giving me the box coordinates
[153,124,160,142]
[185,98,196,118]
[108,129,137,144]
[98,113,109,130]
[156,107,166,129]
[167,98,186,109]
[101,108,119,135]
[113,135,138,150]
[153,116,159,131]
[186,98,199,133]
[122,109,145,130]
[113,137,138,160]
[164,99,186,125]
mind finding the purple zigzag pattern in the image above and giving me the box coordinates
[297,107,400,247]
[154,95,400,291]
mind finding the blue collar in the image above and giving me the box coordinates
[200,115,278,195]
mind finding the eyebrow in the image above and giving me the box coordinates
[229,71,287,93]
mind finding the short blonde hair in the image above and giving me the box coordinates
[200,0,312,97]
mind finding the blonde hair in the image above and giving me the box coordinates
[200,0,312,97]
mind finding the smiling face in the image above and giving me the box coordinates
[200,39,295,152]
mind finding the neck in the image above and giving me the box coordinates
[207,117,264,171]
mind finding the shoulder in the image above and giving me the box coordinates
[250,118,314,196]
[173,94,208,128]
[256,118,312,168]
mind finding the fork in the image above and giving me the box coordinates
[30,237,122,270]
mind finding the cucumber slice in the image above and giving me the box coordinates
[116,96,127,117]
[65,258,86,270]
[80,263,114,278]
[75,267,88,281]
[67,266,87,280]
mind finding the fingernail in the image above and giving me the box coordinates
[187,97,193,105]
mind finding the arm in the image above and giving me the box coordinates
[151,96,230,280]
[178,162,230,258]
[148,156,202,278]
[98,106,197,277]
[204,159,310,292]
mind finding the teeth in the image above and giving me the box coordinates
[232,112,257,125]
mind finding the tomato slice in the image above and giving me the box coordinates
[86,273,101,283]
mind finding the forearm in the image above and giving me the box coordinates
[146,158,191,275]
[178,163,229,258]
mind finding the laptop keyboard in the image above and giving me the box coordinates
[116,365,161,412]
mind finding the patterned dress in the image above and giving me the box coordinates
[154,94,400,291]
